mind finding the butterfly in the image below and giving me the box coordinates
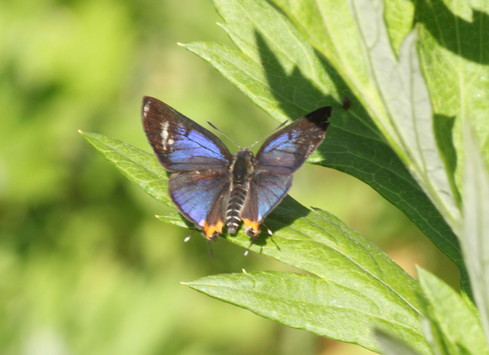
[142,96,332,241]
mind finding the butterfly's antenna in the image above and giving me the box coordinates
[207,121,241,148]
[249,119,289,148]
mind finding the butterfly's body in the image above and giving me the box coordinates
[142,96,331,241]
[227,149,254,236]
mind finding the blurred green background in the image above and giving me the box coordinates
[0,0,458,354]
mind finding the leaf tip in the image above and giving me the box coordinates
[415,265,427,279]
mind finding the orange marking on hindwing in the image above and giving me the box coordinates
[243,218,260,237]
[201,220,224,241]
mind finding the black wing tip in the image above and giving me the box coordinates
[305,106,332,130]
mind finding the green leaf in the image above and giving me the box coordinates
[383,0,415,55]
[81,131,428,352]
[433,114,460,207]
[416,0,489,176]
[186,271,426,353]
[185,200,428,353]
[374,329,420,355]
[461,123,489,342]
[415,0,489,308]
[155,213,189,229]
[80,131,171,207]
[418,268,489,354]
[271,0,460,228]
[184,0,462,268]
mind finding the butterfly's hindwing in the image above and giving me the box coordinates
[240,173,293,237]
[142,97,233,172]
[169,171,230,240]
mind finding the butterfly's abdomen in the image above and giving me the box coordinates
[226,149,255,235]
[226,182,248,235]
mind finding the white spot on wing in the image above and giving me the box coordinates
[160,122,170,150]
[143,101,151,115]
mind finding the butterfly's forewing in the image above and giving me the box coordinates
[254,107,331,175]
[241,107,332,237]
[142,96,233,172]
[169,171,230,240]
[142,96,232,240]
